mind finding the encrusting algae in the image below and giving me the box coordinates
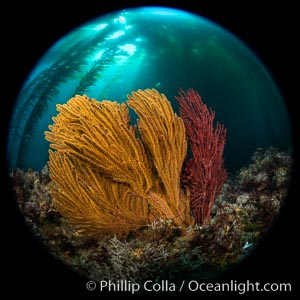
[45,89,194,237]
[10,86,291,284]
[10,146,292,282]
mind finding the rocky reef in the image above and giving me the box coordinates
[9,147,292,285]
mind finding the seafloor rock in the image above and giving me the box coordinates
[9,147,292,285]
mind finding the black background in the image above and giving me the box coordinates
[1,0,298,298]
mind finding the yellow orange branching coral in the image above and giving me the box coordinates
[48,151,154,237]
[46,95,153,196]
[127,89,191,227]
[45,89,193,237]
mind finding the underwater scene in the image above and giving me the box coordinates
[7,6,293,290]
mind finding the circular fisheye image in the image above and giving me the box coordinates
[7,6,293,290]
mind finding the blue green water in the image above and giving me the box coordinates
[7,6,292,172]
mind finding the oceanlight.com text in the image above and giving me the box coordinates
[187,280,292,294]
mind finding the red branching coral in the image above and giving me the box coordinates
[175,88,227,225]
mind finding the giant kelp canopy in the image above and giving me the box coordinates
[9,16,141,169]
